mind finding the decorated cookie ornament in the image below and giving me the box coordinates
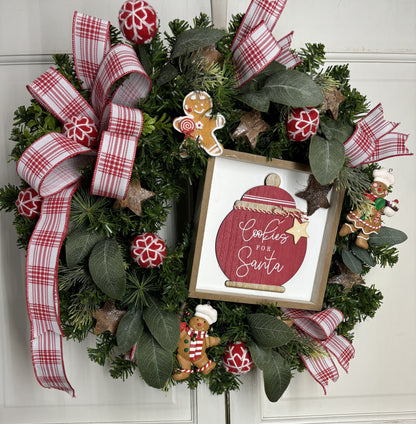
[286,107,320,142]
[216,174,309,292]
[131,233,166,267]
[223,341,253,375]
[173,91,225,156]
[339,168,398,249]
[118,0,158,45]
[173,304,221,381]
[15,187,42,219]
[63,116,98,148]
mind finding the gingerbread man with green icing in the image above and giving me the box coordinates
[173,91,225,156]
[173,304,221,381]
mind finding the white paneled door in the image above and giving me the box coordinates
[1,1,415,424]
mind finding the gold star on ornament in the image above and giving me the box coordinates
[286,219,309,244]
[92,300,126,335]
[113,180,155,216]
[232,110,270,149]
[296,175,332,216]
[321,88,346,120]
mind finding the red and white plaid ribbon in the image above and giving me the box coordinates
[344,103,412,167]
[231,0,301,88]
[28,183,81,397]
[18,11,151,396]
[282,308,355,394]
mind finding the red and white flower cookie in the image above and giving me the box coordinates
[131,233,166,268]
[118,0,158,45]
[16,187,42,219]
[286,107,320,142]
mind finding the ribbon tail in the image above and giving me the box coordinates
[344,103,401,167]
[27,184,80,397]
[299,350,339,395]
[232,22,282,88]
[72,11,111,90]
[231,0,288,52]
[361,132,412,164]
[321,333,355,373]
[275,31,302,68]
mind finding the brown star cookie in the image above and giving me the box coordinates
[296,174,332,216]
[92,300,126,335]
[113,180,155,216]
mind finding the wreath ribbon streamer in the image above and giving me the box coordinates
[231,0,301,88]
[16,11,151,396]
[282,308,355,394]
[343,103,412,167]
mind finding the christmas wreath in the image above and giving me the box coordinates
[0,0,412,403]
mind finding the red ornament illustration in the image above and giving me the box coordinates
[131,233,166,268]
[216,174,308,290]
[286,107,320,142]
[118,0,158,45]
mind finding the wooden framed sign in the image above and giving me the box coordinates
[189,150,343,310]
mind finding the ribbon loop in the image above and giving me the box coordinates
[91,44,151,116]
[91,104,143,199]
[231,0,287,52]
[16,133,93,198]
[232,22,282,87]
[283,308,354,394]
[27,68,99,126]
[72,12,111,90]
[231,0,301,88]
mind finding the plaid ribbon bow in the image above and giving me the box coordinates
[344,103,412,167]
[231,0,302,88]
[282,308,355,394]
[16,11,151,396]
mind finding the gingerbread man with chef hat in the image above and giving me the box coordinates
[173,304,221,381]
[339,168,399,249]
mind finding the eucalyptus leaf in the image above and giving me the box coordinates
[262,351,291,402]
[341,248,363,274]
[247,313,295,348]
[157,63,179,86]
[246,341,271,370]
[171,28,226,58]
[65,228,107,268]
[116,309,144,353]
[369,226,408,246]
[136,330,173,389]
[351,244,376,267]
[237,90,270,112]
[143,297,180,352]
[309,135,345,185]
[88,238,126,300]
[320,118,354,144]
[264,69,324,107]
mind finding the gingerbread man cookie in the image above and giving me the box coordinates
[173,91,225,156]
[339,168,399,249]
[173,304,221,381]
